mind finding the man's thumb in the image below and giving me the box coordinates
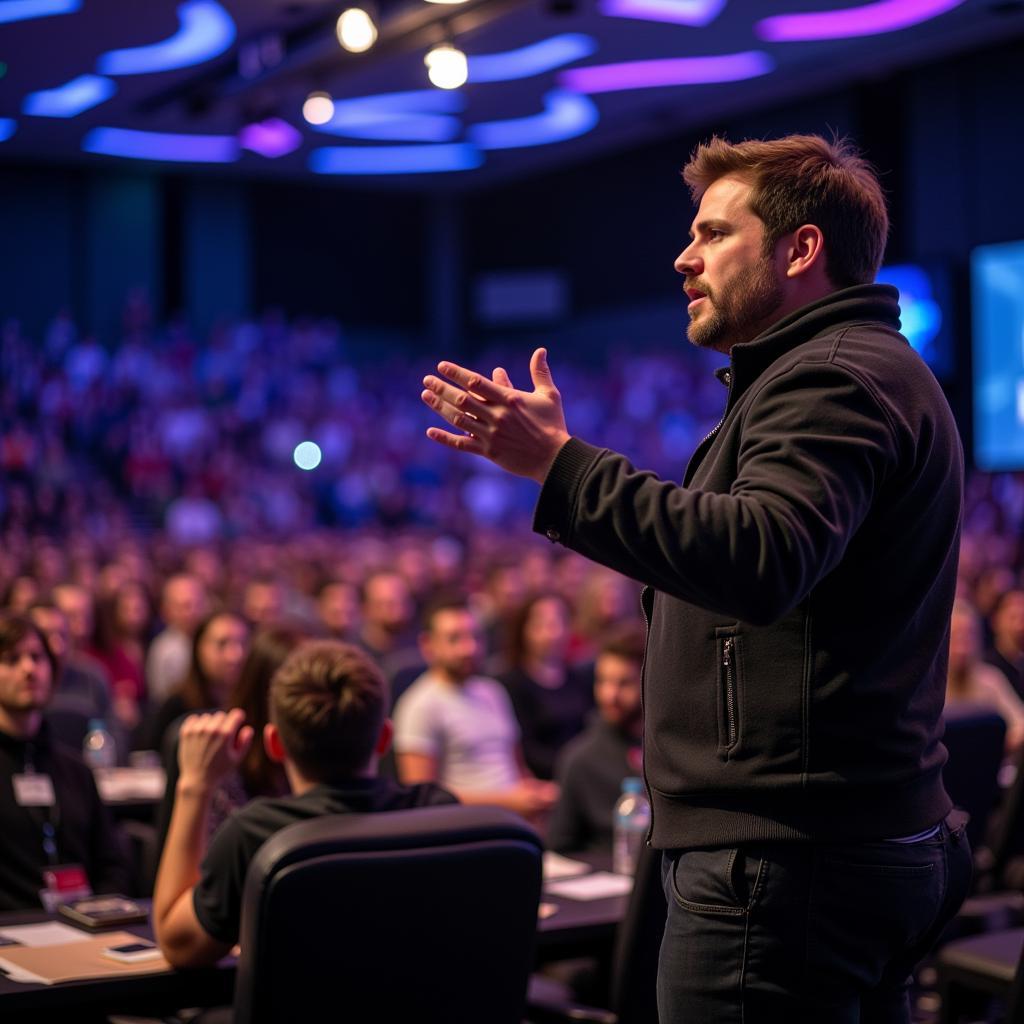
[529,348,555,392]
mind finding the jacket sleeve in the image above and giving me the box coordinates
[533,362,898,626]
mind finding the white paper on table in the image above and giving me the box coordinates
[0,922,92,947]
[0,955,51,984]
[94,767,166,801]
[545,871,634,901]
[542,851,591,881]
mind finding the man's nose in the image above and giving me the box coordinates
[674,243,701,276]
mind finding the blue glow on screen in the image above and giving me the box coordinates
[467,34,597,84]
[315,90,464,143]
[469,90,598,150]
[309,143,483,175]
[876,264,951,376]
[0,118,16,141]
[0,0,81,25]
[23,74,116,117]
[83,127,239,162]
[971,241,1024,471]
[97,0,235,76]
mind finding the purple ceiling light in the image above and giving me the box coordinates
[757,0,968,42]
[239,118,302,158]
[0,119,16,142]
[598,0,725,27]
[558,50,773,94]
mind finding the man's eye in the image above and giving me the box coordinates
[709,229,725,240]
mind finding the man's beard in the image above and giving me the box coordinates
[687,256,784,353]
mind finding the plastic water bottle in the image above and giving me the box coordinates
[613,777,651,876]
[83,719,117,770]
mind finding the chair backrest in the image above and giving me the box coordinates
[941,706,1007,850]
[233,804,544,1024]
[609,843,667,1024]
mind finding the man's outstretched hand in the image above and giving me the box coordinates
[421,347,571,484]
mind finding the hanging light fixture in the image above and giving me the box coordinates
[336,7,377,52]
[425,41,468,89]
[303,90,335,124]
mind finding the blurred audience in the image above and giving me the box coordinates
[0,613,131,910]
[946,599,1024,755]
[498,594,594,781]
[548,624,646,855]
[146,573,208,704]
[394,598,557,823]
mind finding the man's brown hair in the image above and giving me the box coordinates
[599,622,647,666]
[270,640,388,781]
[682,134,889,288]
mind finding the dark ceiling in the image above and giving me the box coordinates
[1,0,1023,187]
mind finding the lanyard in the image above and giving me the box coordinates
[22,741,60,867]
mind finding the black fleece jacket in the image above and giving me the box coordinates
[534,284,963,849]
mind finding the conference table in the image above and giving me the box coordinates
[0,853,629,1022]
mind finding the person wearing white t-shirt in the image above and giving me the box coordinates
[394,598,557,823]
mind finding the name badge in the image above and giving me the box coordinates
[13,773,56,807]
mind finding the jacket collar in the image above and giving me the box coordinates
[717,283,903,398]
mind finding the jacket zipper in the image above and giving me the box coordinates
[722,637,737,748]
[640,586,655,847]
[686,369,733,484]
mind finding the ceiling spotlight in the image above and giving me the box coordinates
[425,42,468,89]
[337,8,377,52]
[303,90,335,125]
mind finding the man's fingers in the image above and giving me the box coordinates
[492,367,513,388]
[436,361,506,402]
[529,348,556,394]
[422,375,490,419]
[234,725,255,759]
[421,390,490,435]
[425,427,486,455]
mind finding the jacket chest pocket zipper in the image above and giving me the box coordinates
[718,634,740,756]
[723,639,737,747]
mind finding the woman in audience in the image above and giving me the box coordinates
[92,579,154,732]
[946,598,1024,755]
[499,593,594,780]
[155,625,303,852]
[143,609,249,757]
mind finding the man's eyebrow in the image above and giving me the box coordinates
[688,218,731,239]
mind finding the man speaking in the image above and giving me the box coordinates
[420,134,970,1022]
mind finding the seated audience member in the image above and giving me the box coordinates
[146,573,209,704]
[948,599,1024,754]
[986,588,1024,700]
[568,568,636,666]
[357,570,424,698]
[143,611,248,757]
[317,579,360,643]
[547,624,645,855]
[499,594,594,780]
[0,613,131,910]
[156,625,302,849]
[28,601,116,734]
[241,577,285,630]
[394,598,557,822]
[92,580,154,732]
[152,641,456,968]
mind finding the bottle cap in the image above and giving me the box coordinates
[621,776,643,795]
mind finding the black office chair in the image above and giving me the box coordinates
[937,927,1024,1023]
[233,804,544,1024]
[527,843,667,1024]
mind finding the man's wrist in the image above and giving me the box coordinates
[176,776,217,800]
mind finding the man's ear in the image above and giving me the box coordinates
[783,224,826,279]
[375,718,394,757]
[264,722,287,764]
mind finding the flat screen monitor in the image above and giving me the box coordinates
[971,240,1024,471]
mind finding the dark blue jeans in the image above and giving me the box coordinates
[657,812,972,1023]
